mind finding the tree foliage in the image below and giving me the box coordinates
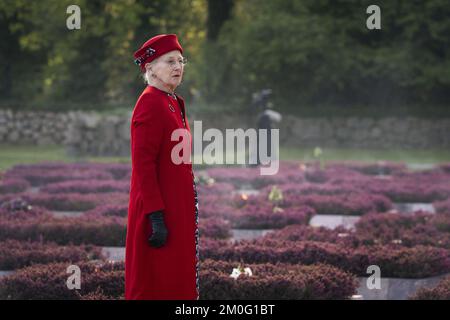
[205,0,450,110]
[0,0,448,113]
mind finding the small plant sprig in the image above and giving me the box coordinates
[313,147,325,170]
[268,185,283,211]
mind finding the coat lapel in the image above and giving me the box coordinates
[175,94,190,133]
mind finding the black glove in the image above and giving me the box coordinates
[147,210,168,248]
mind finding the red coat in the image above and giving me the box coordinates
[125,85,199,300]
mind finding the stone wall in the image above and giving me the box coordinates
[279,115,450,149]
[0,109,132,156]
[0,109,449,156]
[64,111,132,157]
[0,110,69,145]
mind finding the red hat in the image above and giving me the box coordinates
[133,34,183,72]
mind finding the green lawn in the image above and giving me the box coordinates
[0,144,130,172]
[1,143,449,172]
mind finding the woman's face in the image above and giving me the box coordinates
[148,50,185,91]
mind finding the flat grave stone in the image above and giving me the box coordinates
[232,188,260,197]
[50,211,84,218]
[357,273,448,300]
[230,229,274,242]
[0,270,16,278]
[406,163,436,171]
[101,247,125,262]
[393,203,435,214]
[309,214,360,230]
[27,187,40,194]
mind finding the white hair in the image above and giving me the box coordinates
[142,69,151,84]
[142,64,152,84]
[142,59,158,85]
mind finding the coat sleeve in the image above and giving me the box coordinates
[131,95,165,215]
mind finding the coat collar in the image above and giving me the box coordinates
[147,85,178,99]
[146,85,187,119]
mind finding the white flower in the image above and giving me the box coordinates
[230,268,241,280]
[273,206,284,213]
[230,266,253,279]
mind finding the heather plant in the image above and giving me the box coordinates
[200,259,358,300]
[0,261,125,300]
[199,218,232,239]
[230,204,314,229]
[40,180,130,194]
[0,212,126,246]
[0,240,104,270]
[5,168,114,186]
[0,179,30,194]
[410,276,450,300]
[200,238,450,278]
[0,192,129,211]
[0,259,357,300]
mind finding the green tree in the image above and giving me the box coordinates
[0,0,206,110]
[206,0,450,111]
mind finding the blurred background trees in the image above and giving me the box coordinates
[0,0,449,115]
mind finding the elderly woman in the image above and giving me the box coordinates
[125,34,199,300]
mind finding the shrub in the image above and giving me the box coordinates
[196,182,235,197]
[40,180,129,194]
[0,212,126,246]
[260,183,358,198]
[0,192,129,211]
[200,259,357,300]
[0,261,124,300]
[393,170,450,184]
[0,258,357,300]
[199,218,232,239]
[4,165,114,186]
[198,194,235,219]
[304,165,370,184]
[0,198,34,212]
[78,288,123,300]
[355,212,450,248]
[341,178,450,203]
[434,198,450,214]
[98,163,130,180]
[294,194,392,215]
[5,162,131,180]
[328,161,407,176]
[0,179,30,194]
[251,173,300,189]
[260,182,394,214]
[0,240,103,270]
[304,168,329,183]
[85,204,128,217]
[230,204,315,229]
[0,205,52,221]
[261,224,359,245]
[440,164,450,174]
[364,244,450,278]
[200,238,450,278]
[432,213,450,233]
[410,276,450,300]
[232,192,390,216]
[205,167,263,187]
[205,162,303,188]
